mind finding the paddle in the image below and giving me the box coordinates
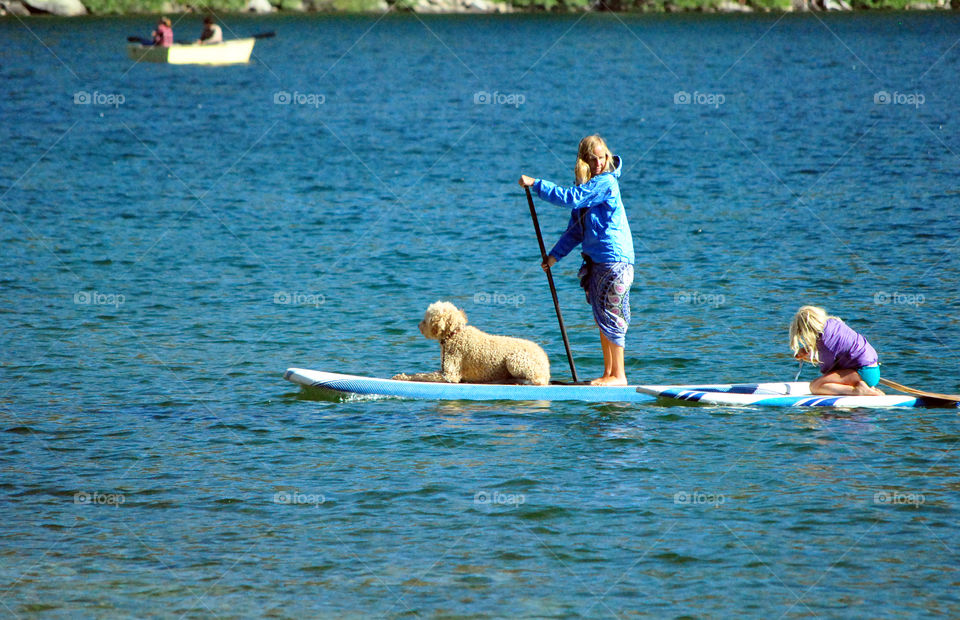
[127,32,274,44]
[878,378,960,402]
[525,186,579,383]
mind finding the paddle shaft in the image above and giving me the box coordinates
[878,378,960,402]
[525,187,579,383]
[127,31,274,43]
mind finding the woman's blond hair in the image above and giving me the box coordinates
[789,305,841,363]
[575,135,614,185]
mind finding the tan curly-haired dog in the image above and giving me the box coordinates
[392,301,551,385]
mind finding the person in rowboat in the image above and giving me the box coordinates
[197,16,223,45]
[790,305,884,396]
[152,17,173,47]
[519,135,635,386]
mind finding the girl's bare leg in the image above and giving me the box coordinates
[810,369,884,396]
[591,331,627,386]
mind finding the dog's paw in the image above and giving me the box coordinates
[391,373,411,381]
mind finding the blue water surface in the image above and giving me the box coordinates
[2,11,960,617]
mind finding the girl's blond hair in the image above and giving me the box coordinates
[789,305,841,363]
[575,135,615,185]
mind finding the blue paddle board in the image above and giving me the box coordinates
[284,368,654,403]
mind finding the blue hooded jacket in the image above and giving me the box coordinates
[534,156,634,265]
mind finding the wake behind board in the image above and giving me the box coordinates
[637,383,959,409]
[284,368,655,403]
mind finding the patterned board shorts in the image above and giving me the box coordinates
[578,261,633,347]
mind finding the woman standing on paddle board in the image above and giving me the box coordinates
[519,135,635,386]
[790,305,885,396]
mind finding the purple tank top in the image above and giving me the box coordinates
[817,318,878,373]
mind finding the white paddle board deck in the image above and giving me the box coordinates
[284,368,655,403]
[637,383,959,409]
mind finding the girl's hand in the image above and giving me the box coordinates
[541,256,557,271]
[518,175,535,188]
[794,348,812,362]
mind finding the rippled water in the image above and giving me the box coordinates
[2,12,960,617]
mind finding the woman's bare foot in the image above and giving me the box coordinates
[590,375,628,386]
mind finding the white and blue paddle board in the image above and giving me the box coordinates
[285,370,957,409]
[637,383,957,409]
[284,368,655,403]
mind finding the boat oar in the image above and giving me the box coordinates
[878,378,960,402]
[525,186,579,383]
[127,32,274,43]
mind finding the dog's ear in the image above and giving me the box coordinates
[428,311,443,338]
[436,304,455,338]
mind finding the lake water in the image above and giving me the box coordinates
[2,11,960,617]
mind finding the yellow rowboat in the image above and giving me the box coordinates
[127,38,256,65]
